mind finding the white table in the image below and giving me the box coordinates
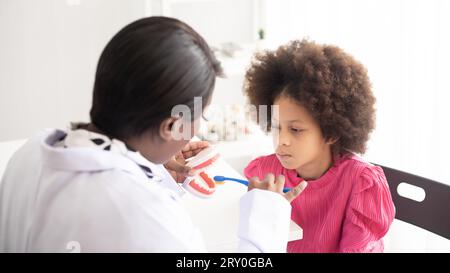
[181,155,303,252]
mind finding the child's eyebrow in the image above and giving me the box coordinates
[286,119,304,123]
[271,118,306,124]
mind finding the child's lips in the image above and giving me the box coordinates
[276,153,292,161]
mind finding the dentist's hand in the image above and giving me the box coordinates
[164,140,210,183]
[248,173,307,203]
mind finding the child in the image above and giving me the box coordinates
[243,39,395,253]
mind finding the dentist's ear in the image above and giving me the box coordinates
[159,117,180,141]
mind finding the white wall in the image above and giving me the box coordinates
[164,0,258,45]
[0,0,148,141]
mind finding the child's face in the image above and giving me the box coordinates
[272,95,333,178]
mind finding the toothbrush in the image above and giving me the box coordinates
[213,176,292,193]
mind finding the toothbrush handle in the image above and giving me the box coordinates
[226,177,249,187]
[225,177,291,193]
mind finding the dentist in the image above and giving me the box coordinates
[0,16,306,252]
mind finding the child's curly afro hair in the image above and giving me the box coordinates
[244,39,376,155]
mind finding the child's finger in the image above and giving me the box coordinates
[248,176,260,191]
[284,181,308,203]
[274,175,286,193]
[262,173,275,186]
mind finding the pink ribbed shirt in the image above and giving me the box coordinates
[244,152,395,253]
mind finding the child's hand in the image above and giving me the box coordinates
[248,173,307,203]
[164,140,210,182]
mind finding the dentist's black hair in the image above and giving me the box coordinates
[90,16,222,139]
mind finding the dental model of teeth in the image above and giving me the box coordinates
[182,146,220,198]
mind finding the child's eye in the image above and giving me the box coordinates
[291,127,303,133]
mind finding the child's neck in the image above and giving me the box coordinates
[296,151,333,181]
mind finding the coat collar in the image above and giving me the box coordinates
[39,127,185,197]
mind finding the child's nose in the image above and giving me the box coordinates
[274,129,290,147]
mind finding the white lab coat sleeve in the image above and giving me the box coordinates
[237,189,291,252]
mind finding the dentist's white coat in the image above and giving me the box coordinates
[0,129,291,252]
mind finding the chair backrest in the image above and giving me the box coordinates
[375,164,450,240]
